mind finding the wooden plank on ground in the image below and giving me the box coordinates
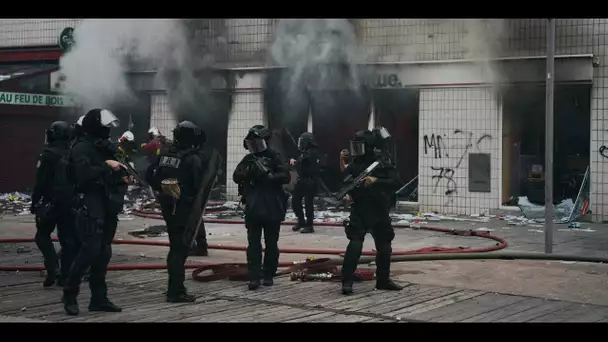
[128,297,248,322]
[354,285,457,315]
[53,291,169,322]
[494,300,574,322]
[413,293,528,322]
[529,303,608,322]
[312,313,375,322]
[387,289,486,318]
[282,311,338,322]
[7,286,150,320]
[461,297,548,322]
[0,314,48,322]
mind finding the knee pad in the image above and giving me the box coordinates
[345,223,366,242]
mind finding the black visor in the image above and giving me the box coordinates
[349,140,366,157]
[245,138,268,154]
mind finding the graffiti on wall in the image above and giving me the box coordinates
[599,145,608,159]
[422,129,492,204]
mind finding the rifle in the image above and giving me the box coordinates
[334,161,381,201]
[115,152,155,198]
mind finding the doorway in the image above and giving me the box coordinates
[501,84,591,206]
[373,88,420,201]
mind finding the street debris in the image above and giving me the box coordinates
[2,185,596,233]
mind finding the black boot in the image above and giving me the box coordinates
[292,222,304,232]
[375,271,404,291]
[300,224,314,234]
[341,279,354,295]
[340,240,363,295]
[43,271,57,288]
[248,273,261,290]
[88,298,122,312]
[167,292,196,303]
[262,271,274,286]
[63,292,79,316]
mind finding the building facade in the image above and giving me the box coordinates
[1,19,607,222]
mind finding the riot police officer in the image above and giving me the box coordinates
[30,121,74,288]
[233,125,290,290]
[340,130,403,295]
[290,132,323,234]
[147,121,206,303]
[63,109,124,316]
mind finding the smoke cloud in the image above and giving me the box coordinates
[59,19,183,112]
[267,19,363,116]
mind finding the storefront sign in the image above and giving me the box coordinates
[58,27,75,52]
[0,91,77,107]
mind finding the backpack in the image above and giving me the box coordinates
[45,147,75,208]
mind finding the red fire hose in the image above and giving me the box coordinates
[0,205,508,282]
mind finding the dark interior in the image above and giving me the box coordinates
[373,89,420,200]
[172,90,232,186]
[502,84,591,205]
[310,89,371,191]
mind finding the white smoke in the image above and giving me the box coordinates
[268,19,363,104]
[59,19,185,112]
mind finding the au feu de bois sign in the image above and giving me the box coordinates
[0,91,77,107]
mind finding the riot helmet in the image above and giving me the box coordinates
[243,125,270,154]
[372,126,392,147]
[173,121,200,148]
[81,109,120,139]
[297,132,316,152]
[119,131,135,143]
[46,121,72,143]
[148,127,161,141]
[196,128,207,148]
[372,126,394,160]
[349,130,374,157]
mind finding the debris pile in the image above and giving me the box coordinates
[0,192,32,216]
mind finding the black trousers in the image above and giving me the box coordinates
[341,211,395,283]
[64,211,117,301]
[35,210,77,282]
[245,219,281,279]
[161,204,189,295]
[291,181,316,226]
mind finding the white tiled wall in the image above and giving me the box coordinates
[150,94,177,140]
[224,72,266,200]
[0,19,82,47]
[418,87,502,215]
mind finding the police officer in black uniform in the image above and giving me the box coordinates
[290,132,323,234]
[147,121,205,303]
[30,121,74,288]
[340,130,403,295]
[188,129,209,257]
[233,125,290,290]
[63,109,124,316]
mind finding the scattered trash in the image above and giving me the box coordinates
[528,229,544,233]
[568,222,581,229]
